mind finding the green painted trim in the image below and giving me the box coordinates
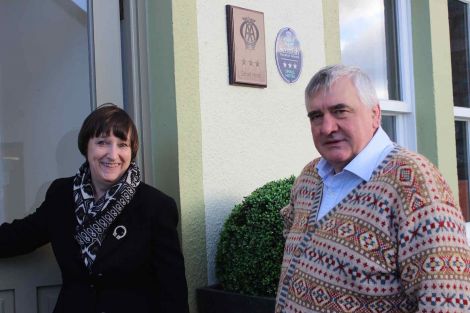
[411,0,458,196]
[172,0,208,310]
[147,0,207,311]
[147,0,179,196]
[322,0,341,65]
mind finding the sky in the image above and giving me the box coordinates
[339,0,389,99]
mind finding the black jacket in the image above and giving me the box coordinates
[0,177,189,313]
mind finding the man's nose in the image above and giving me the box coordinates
[320,114,338,134]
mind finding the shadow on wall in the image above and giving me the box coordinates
[30,129,83,213]
[56,129,83,177]
[52,0,87,26]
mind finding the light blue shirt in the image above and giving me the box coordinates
[316,127,394,220]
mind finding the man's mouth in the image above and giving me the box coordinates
[323,138,343,145]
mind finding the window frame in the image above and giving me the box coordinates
[450,0,470,221]
[339,0,416,150]
[379,0,416,151]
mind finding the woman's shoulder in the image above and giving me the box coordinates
[136,182,176,206]
[135,183,179,222]
[46,177,74,195]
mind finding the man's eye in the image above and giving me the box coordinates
[333,109,347,116]
[97,140,106,145]
[308,113,322,121]
[119,143,129,148]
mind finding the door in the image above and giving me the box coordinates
[0,0,122,312]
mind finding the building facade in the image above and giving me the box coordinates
[1,0,469,312]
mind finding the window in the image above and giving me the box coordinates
[339,0,416,149]
[449,0,470,221]
[455,120,470,221]
[381,115,397,142]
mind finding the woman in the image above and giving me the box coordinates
[0,105,189,312]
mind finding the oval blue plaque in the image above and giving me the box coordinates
[275,28,302,83]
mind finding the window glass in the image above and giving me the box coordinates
[381,115,396,142]
[449,0,470,108]
[0,1,90,221]
[340,0,400,100]
[449,0,470,222]
[455,121,470,221]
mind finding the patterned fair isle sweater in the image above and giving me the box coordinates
[276,146,470,313]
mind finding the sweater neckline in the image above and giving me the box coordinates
[311,144,401,227]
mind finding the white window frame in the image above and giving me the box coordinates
[380,0,416,151]
[454,113,470,176]
[453,0,470,119]
[450,0,470,225]
[452,1,470,173]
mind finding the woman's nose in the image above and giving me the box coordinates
[106,144,119,159]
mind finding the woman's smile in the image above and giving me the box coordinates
[87,132,131,198]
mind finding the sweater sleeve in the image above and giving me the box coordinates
[280,203,294,239]
[0,180,57,257]
[396,161,470,312]
[281,161,319,238]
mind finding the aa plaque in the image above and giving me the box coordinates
[226,5,267,87]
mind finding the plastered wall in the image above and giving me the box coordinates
[196,0,325,283]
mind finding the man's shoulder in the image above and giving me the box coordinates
[381,146,454,199]
[292,158,322,188]
[300,158,322,175]
[387,146,438,171]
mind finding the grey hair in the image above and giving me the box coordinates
[305,64,379,108]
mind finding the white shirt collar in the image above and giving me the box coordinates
[317,127,393,181]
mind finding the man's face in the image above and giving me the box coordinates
[307,77,380,173]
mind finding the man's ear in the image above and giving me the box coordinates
[372,104,381,129]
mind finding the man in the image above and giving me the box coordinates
[276,64,470,313]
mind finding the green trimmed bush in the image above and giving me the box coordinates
[215,176,295,297]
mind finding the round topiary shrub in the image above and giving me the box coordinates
[215,176,295,297]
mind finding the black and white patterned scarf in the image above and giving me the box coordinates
[72,161,141,269]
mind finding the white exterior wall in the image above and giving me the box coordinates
[197,0,325,283]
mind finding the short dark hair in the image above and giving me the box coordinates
[78,104,139,160]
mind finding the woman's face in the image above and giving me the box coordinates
[87,131,132,194]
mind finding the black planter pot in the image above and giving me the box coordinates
[196,284,275,313]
